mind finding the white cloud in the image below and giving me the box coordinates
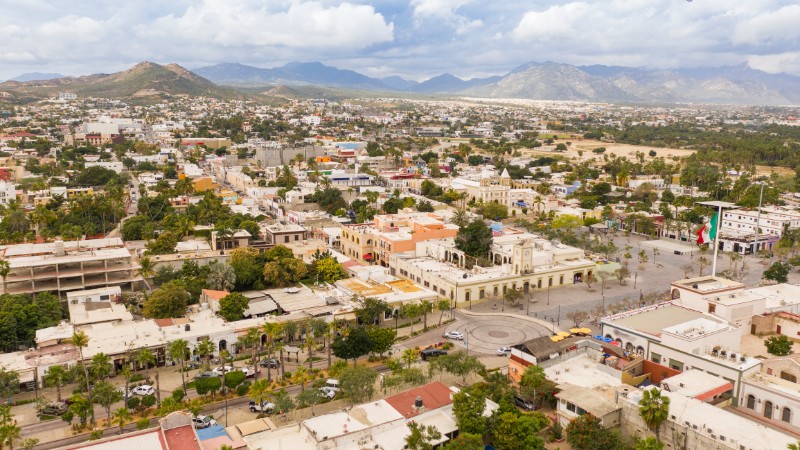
[410,0,481,34]
[732,5,800,46]
[148,0,394,50]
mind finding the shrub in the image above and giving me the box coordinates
[129,374,145,383]
[141,394,156,409]
[237,381,251,397]
[89,430,103,441]
[136,418,150,430]
[126,397,140,409]
[283,371,292,379]
[171,388,185,402]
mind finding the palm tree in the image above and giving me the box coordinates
[136,256,156,291]
[261,322,283,381]
[91,352,113,380]
[304,333,315,370]
[44,365,68,402]
[437,298,450,326]
[168,339,190,392]
[0,260,9,295]
[419,300,433,331]
[4,201,29,235]
[0,422,20,450]
[248,379,272,417]
[243,327,261,379]
[176,215,195,238]
[196,338,215,371]
[207,263,236,291]
[29,204,55,236]
[401,348,419,369]
[638,388,670,442]
[292,366,310,392]
[450,208,470,228]
[70,330,94,424]
[136,348,156,383]
[113,407,132,435]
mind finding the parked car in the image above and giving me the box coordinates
[320,386,337,399]
[117,387,133,400]
[194,371,216,380]
[259,358,280,368]
[132,385,155,396]
[421,348,448,360]
[443,331,464,340]
[38,401,68,416]
[249,400,276,413]
[324,379,341,391]
[211,365,235,376]
[192,415,217,429]
[514,395,536,411]
[239,366,258,378]
[497,347,512,356]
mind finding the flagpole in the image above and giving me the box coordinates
[711,204,721,277]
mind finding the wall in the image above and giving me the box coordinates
[750,314,774,335]
[739,377,800,428]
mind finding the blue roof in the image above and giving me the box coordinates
[196,425,228,441]
[490,222,504,231]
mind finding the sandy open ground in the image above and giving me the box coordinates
[522,139,697,162]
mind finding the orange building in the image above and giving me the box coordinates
[373,212,458,267]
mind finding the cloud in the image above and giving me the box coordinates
[148,0,394,50]
[732,5,800,47]
[410,0,482,34]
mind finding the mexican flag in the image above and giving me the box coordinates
[697,212,719,245]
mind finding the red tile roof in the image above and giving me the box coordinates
[694,382,734,401]
[164,425,203,450]
[202,289,229,300]
[384,382,452,418]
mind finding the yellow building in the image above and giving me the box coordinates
[192,177,218,192]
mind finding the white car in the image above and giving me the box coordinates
[443,331,464,340]
[497,347,512,356]
[320,387,337,399]
[132,385,155,396]
[239,366,258,378]
[211,365,235,376]
[117,387,133,399]
[192,415,217,429]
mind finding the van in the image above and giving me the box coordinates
[325,378,341,391]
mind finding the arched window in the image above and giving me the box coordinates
[765,401,773,419]
[783,407,792,423]
[780,371,798,383]
[746,395,756,410]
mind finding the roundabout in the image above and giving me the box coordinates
[443,313,553,355]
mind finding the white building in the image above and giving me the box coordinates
[0,180,16,205]
[719,207,800,254]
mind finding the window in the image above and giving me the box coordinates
[284,236,289,243]
[294,235,299,241]
[559,275,564,285]
[746,395,756,410]
[783,407,792,423]
[651,352,661,364]
[765,401,773,419]
[708,303,716,314]
[781,371,798,383]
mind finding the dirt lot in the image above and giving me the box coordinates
[522,139,696,162]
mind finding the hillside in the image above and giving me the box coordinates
[0,62,243,101]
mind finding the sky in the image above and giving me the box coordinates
[2,0,800,81]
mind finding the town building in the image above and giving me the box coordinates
[264,222,307,245]
[719,207,800,254]
[0,238,141,297]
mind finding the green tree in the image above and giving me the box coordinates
[315,256,347,283]
[90,352,113,381]
[452,386,487,436]
[354,297,391,325]
[196,337,215,370]
[296,388,323,418]
[44,364,70,402]
[635,437,664,450]
[565,414,621,450]
[551,214,583,230]
[491,411,546,450]
[366,326,396,357]
[405,421,442,450]
[444,433,483,450]
[248,379,273,416]
[142,280,190,318]
[207,263,236,291]
[92,381,122,428]
[263,258,307,287]
[429,351,484,383]
[69,331,93,424]
[455,220,493,259]
[479,202,508,220]
[339,365,378,404]
[765,334,793,356]
[136,256,156,291]
[764,262,790,283]
[195,377,222,398]
[638,388,670,442]
[332,327,372,366]
[168,339,190,392]
[136,348,156,383]
[224,370,246,391]
[519,365,550,409]
[218,292,250,322]
[437,298,451,326]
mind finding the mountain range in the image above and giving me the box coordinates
[195,61,800,105]
[4,60,800,105]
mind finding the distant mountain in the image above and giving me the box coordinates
[414,73,502,93]
[463,61,800,105]
[0,62,241,100]
[381,76,419,91]
[195,62,391,90]
[9,72,64,82]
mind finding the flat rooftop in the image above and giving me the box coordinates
[545,353,622,389]
[604,303,710,338]
[671,276,745,293]
[662,318,730,339]
[661,369,733,400]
